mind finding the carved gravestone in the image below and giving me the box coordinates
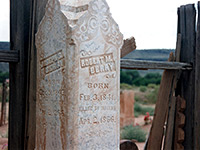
[36,0,123,149]
[120,90,135,128]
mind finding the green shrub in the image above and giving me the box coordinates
[135,95,143,103]
[0,71,9,83]
[146,85,159,104]
[134,102,154,116]
[120,70,141,85]
[133,73,161,86]
[121,125,147,142]
[140,86,147,92]
[120,83,134,90]
[147,84,157,89]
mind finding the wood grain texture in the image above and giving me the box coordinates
[194,2,200,149]
[147,69,175,150]
[164,33,183,150]
[176,4,196,150]
[24,0,49,149]
[147,52,180,150]
[120,59,192,70]
[121,37,136,58]
[9,0,33,149]
[0,50,19,63]
[175,34,182,62]
[163,96,177,150]
[174,96,186,150]
[0,81,8,126]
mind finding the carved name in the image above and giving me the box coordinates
[80,53,116,75]
[40,50,65,75]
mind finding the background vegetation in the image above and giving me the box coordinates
[121,125,147,142]
[120,70,161,86]
[120,70,161,105]
[0,71,9,83]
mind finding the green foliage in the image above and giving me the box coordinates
[0,71,9,83]
[120,70,161,87]
[1,130,8,138]
[120,83,134,90]
[121,125,147,142]
[120,70,140,85]
[134,102,154,117]
[146,85,159,104]
[139,86,147,92]
[148,84,157,89]
[133,73,161,86]
[135,95,143,103]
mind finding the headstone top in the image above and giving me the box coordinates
[73,0,123,46]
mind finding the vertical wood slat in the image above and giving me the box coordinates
[163,96,176,150]
[164,30,182,150]
[174,96,186,150]
[147,53,176,150]
[24,0,48,149]
[0,81,8,126]
[176,4,196,150]
[9,0,32,149]
[194,2,200,150]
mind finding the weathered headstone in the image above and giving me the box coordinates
[36,0,123,149]
[120,90,135,128]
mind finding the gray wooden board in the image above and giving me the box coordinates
[24,0,49,149]
[147,69,175,150]
[163,96,177,150]
[9,0,33,149]
[0,50,19,62]
[194,2,200,150]
[120,59,192,70]
[121,37,136,58]
[176,4,196,149]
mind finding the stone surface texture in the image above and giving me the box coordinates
[35,0,123,149]
[120,90,135,128]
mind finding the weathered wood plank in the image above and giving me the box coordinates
[147,53,177,150]
[0,50,19,62]
[121,37,136,58]
[24,0,48,149]
[0,81,8,126]
[175,34,182,62]
[176,4,196,150]
[163,96,177,150]
[147,69,175,150]
[120,59,192,70]
[9,0,32,149]
[194,2,200,150]
[147,51,183,150]
[174,96,186,150]
[164,33,183,150]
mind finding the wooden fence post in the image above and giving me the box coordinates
[194,2,200,150]
[9,0,32,149]
[0,81,8,126]
[176,4,196,150]
[24,0,48,149]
